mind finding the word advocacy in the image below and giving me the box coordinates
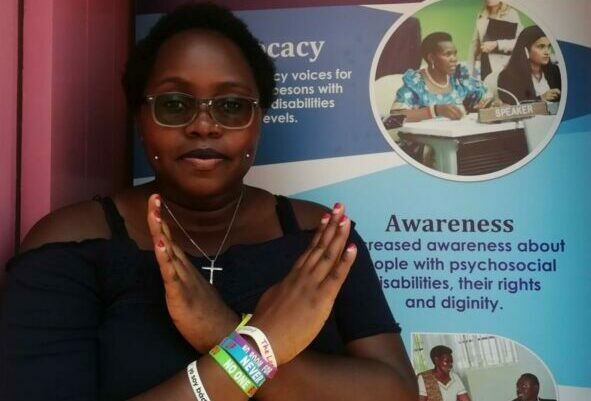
[260,40,325,63]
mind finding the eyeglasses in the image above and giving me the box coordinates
[144,92,259,129]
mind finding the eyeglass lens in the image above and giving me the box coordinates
[153,93,255,128]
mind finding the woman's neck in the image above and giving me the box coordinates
[148,180,246,231]
[530,61,542,79]
[425,67,450,89]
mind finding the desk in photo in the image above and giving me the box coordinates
[398,115,528,176]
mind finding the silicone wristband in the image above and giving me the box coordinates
[238,313,253,329]
[187,361,212,401]
[220,336,266,386]
[229,331,277,378]
[236,325,277,368]
[210,345,258,397]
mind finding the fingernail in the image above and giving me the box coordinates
[155,195,161,208]
[154,209,161,222]
[157,239,165,249]
[338,215,348,227]
[320,212,331,224]
[346,243,357,252]
[332,202,342,214]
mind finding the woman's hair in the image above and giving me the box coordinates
[429,345,452,362]
[122,2,276,112]
[479,1,511,18]
[502,25,548,79]
[420,32,453,63]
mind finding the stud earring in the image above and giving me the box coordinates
[154,155,159,161]
[246,153,251,159]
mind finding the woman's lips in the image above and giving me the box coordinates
[179,148,228,171]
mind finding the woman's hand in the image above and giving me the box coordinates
[434,104,465,120]
[250,204,357,365]
[542,88,561,102]
[480,40,498,54]
[147,194,240,353]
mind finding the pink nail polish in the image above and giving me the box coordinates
[346,243,357,252]
[154,209,161,222]
[338,215,348,227]
[332,202,342,213]
[157,239,165,249]
[320,212,331,224]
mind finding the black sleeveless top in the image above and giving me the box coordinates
[1,196,399,401]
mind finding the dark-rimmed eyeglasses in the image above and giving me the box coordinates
[144,92,259,129]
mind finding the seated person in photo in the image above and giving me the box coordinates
[497,25,561,105]
[417,345,471,401]
[390,32,491,123]
[512,373,556,401]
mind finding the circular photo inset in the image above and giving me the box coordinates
[411,332,559,401]
[370,0,566,181]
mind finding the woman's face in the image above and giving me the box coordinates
[139,29,261,198]
[430,41,458,75]
[528,36,551,66]
[433,353,453,374]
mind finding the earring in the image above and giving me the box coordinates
[429,62,434,70]
[154,155,159,161]
[246,153,251,159]
[524,47,530,59]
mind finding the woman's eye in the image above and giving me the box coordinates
[218,99,245,114]
[163,99,188,113]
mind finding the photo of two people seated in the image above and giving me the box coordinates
[416,343,557,401]
[375,0,562,177]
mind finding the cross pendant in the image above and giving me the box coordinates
[202,260,223,284]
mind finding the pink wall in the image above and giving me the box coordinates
[0,0,19,283]
[1,0,131,284]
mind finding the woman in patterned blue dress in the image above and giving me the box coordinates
[391,32,491,123]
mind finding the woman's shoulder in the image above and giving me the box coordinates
[20,198,111,253]
[287,197,331,231]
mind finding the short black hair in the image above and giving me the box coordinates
[430,345,452,362]
[519,373,540,387]
[421,31,453,63]
[122,2,276,113]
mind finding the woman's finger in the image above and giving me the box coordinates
[292,211,331,270]
[299,204,346,275]
[308,215,351,282]
[319,242,357,295]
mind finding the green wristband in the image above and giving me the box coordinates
[210,345,258,397]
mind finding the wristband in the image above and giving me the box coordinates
[187,361,212,401]
[210,345,258,397]
[220,336,266,386]
[229,331,277,378]
[238,313,252,329]
[236,325,277,368]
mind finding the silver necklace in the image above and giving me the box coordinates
[425,67,450,89]
[161,189,244,284]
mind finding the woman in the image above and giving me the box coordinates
[390,32,491,123]
[497,25,561,105]
[468,0,523,80]
[0,3,417,401]
[417,346,471,401]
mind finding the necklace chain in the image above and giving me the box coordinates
[161,188,244,283]
[425,68,450,89]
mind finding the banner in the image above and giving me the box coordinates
[135,1,591,400]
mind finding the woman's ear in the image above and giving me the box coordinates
[427,54,434,70]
